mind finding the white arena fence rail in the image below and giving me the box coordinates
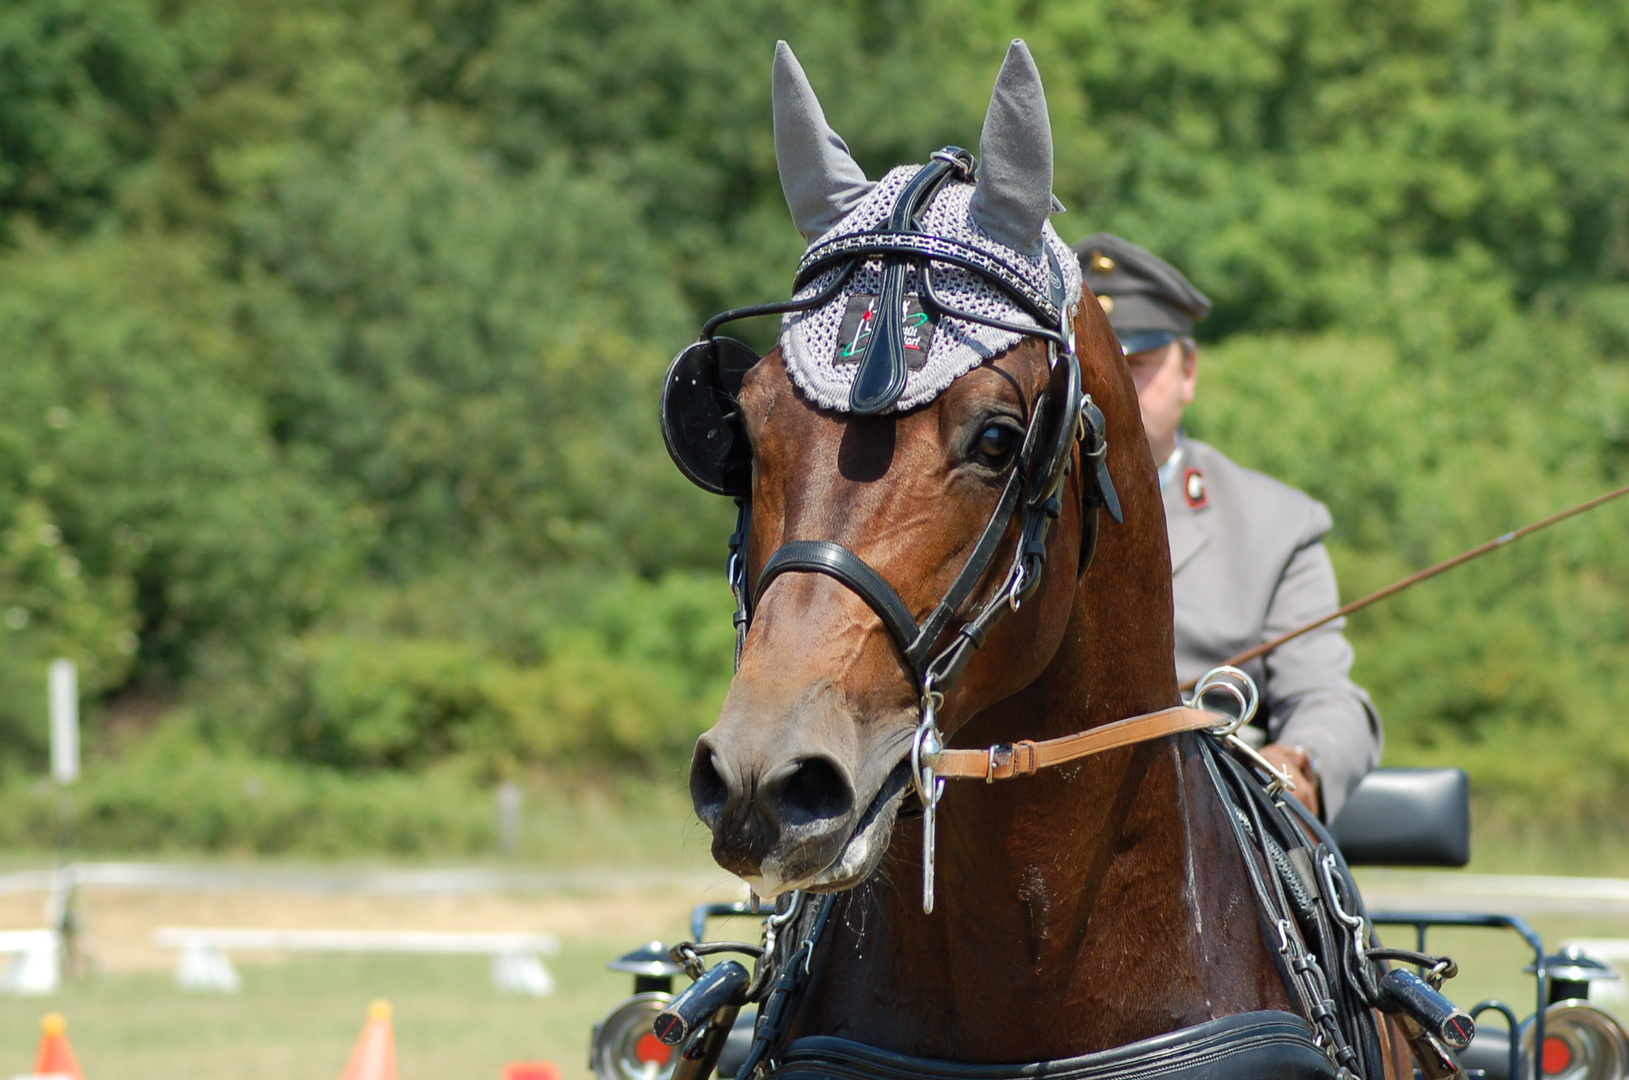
[153,927,561,996]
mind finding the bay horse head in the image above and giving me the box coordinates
[663,40,1141,901]
[659,43,1414,1076]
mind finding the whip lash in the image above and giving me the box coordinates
[1182,482,1629,692]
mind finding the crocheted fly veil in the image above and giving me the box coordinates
[773,40,1081,414]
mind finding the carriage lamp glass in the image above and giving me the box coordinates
[1520,1003,1629,1080]
[591,994,679,1080]
[592,942,687,1080]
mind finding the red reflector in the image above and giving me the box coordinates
[1543,1036,1572,1075]
[636,1033,674,1065]
[504,1064,562,1080]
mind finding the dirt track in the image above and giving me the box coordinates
[0,870,745,974]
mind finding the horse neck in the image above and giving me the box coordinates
[797,355,1288,1058]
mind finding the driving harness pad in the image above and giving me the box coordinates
[772,1012,1337,1080]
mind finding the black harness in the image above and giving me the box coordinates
[774,1012,1337,1080]
[659,149,1462,1080]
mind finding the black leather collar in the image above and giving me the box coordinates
[770,1011,1336,1080]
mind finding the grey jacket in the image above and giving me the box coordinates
[1165,437,1382,819]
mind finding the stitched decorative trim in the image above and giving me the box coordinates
[796,233,1060,325]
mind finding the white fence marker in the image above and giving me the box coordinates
[0,930,61,996]
[176,942,242,994]
[498,782,523,854]
[48,660,78,786]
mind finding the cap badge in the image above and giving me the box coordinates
[1184,467,1208,510]
[1097,294,1115,314]
[1091,251,1115,274]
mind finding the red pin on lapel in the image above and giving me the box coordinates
[1183,467,1208,510]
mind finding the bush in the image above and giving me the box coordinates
[0,728,495,855]
[223,571,736,776]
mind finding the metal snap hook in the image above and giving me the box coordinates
[910,712,944,807]
[910,681,947,914]
[1006,564,1029,612]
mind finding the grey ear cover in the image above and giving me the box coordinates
[968,40,1055,257]
[773,41,875,243]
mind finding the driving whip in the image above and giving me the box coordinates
[1180,482,1629,692]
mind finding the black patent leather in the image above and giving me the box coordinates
[771,1011,1337,1080]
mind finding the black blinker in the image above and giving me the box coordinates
[660,337,759,497]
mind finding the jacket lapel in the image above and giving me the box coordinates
[1164,469,1210,575]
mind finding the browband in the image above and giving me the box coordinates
[796,232,1065,338]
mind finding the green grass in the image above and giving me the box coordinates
[1,908,1624,1080]
[0,768,712,867]
[1458,814,1629,879]
[0,928,702,1080]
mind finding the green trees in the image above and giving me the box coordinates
[0,0,1626,848]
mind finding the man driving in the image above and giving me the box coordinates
[1074,233,1381,820]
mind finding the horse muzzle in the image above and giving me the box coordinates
[690,684,915,896]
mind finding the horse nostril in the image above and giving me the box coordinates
[691,750,729,828]
[772,758,854,828]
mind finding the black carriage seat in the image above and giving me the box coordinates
[1329,767,1471,868]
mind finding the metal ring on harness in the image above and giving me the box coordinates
[1192,665,1260,736]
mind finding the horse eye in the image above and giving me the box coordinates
[973,423,1019,465]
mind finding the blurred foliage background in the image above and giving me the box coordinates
[0,0,1626,854]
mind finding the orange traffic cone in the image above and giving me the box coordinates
[35,1013,84,1080]
[340,1000,398,1080]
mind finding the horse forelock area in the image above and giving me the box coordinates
[787,292,1294,1059]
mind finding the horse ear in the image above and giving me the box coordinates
[969,40,1054,257]
[774,41,874,243]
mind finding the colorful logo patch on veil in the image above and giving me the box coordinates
[835,295,935,369]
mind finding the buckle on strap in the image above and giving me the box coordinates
[984,740,1040,781]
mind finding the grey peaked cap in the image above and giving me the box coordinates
[1073,233,1212,339]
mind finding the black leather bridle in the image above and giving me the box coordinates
[660,148,1122,707]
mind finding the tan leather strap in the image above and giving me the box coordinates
[929,706,1225,781]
